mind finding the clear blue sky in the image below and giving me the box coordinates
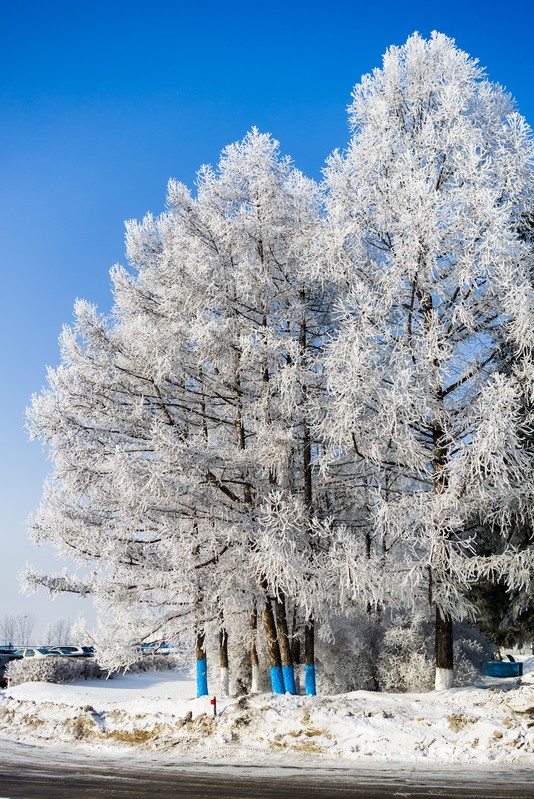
[1,0,532,639]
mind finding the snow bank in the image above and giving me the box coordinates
[1,663,533,765]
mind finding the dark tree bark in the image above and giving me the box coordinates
[259,577,284,693]
[435,607,454,686]
[250,603,260,692]
[219,624,229,696]
[195,628,208,697]
[304,618,316,695]
[275,594,296,693]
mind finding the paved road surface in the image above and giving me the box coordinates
[0,739,532,798]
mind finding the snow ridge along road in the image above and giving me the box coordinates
[1,663,534,766]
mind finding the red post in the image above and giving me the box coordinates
[210,696,217,717]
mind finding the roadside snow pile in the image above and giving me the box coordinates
[0,661,533,764]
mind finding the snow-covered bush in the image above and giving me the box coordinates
[315,615,382,694]
[452,630,492,688]
[125,654,185,674]
[313,610,493,695]
[376,611,493,692]
[315,614,430,695]
[376,612,435,693]
[6,657,106,685]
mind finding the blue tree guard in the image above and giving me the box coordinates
[270,664,285,694]
[196,658,208,697]
[282,664,297,694]
[305,663,317,695]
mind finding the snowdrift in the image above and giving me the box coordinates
[1,659,533,765]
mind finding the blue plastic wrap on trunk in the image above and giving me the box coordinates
[196,658,208,696]
[305,663,317,695]
[282,664,297,694]
[270,664,285,694]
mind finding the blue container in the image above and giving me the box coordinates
[484,661,523,678]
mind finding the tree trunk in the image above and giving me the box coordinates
[290,605,301,695]
[195,629,208,697]
[275,595,296,694]
[435,607,453,690]
[300,298,317,696]
[304,618,316,695]
[432,419,455,689]
[260,578,284,693]
[219,626,229,697]
[422,282,455,690]
[250,604,260,693]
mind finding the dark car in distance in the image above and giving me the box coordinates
[0,648,23,688]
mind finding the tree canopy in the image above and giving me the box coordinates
[27,33,534,691]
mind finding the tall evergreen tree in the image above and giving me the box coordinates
[27,130,332,692]
[322,32,534,688]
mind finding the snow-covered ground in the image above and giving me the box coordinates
[1,659,533,765]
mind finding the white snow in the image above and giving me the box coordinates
[1,661,533,765]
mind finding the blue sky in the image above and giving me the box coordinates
[1,0,532,639]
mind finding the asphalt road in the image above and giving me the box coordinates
[0,740,532,798]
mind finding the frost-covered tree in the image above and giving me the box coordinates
[26,295,218,676]
[27,129,336,695]
[27,33,534,695]
[322,32,534,688]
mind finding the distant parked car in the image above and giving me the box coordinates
[12,647,61,659]
[139,642,159,655]
[0,649,23,688]
[47,646,94,657]
[140,641,178,655]
[0,649,22,661]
